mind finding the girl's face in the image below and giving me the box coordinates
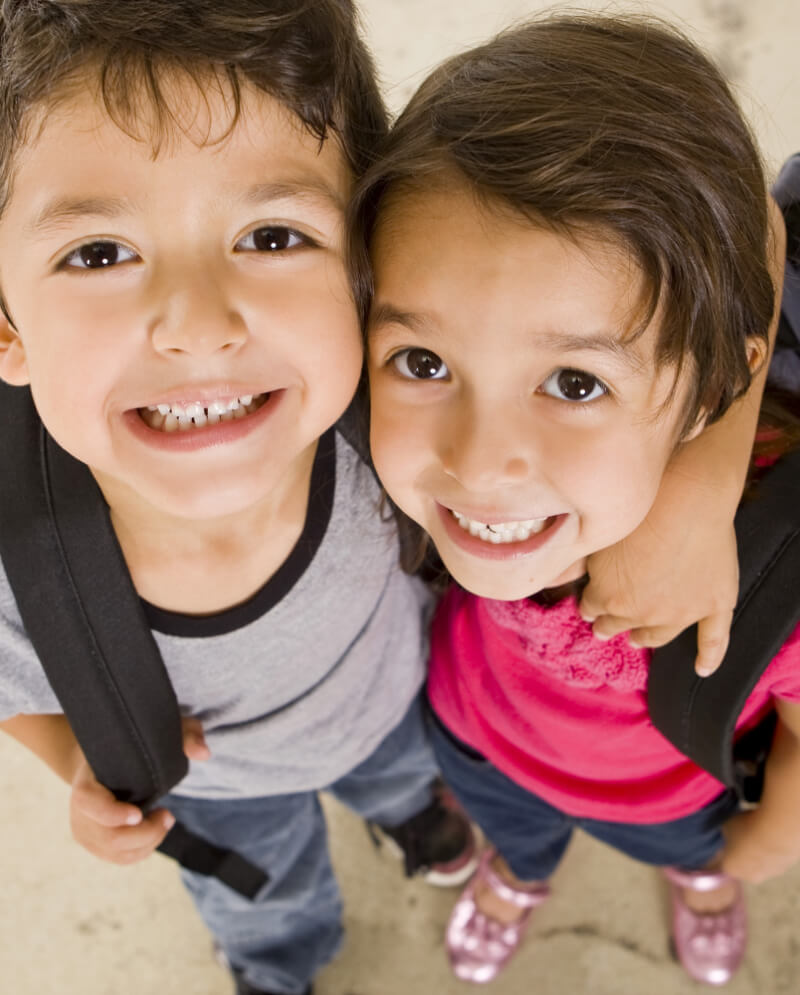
[367,183,694,601]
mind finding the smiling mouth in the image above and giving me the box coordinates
[138,393,269,433]
[451,510,550,544]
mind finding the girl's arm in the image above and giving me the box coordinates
[721,697,800,884]
[581,197,787,675]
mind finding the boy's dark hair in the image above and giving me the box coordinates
[350,13,776,436]
[0,0,387,209]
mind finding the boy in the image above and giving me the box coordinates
[0,3,474,995]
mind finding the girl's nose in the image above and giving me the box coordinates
[439,398,532,492]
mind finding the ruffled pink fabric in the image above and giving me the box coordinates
[482,596,650,692]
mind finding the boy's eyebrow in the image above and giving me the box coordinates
[241,179,346,213]
[26,196,135,236]
[25,179,344,238]
[371,303,649,373]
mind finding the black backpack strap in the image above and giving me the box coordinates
[0,382,188,805]
[648,448,800,799]
[0,382,267,897]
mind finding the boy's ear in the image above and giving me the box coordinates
[0,311,29,385]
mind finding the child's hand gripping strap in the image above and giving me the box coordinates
[648,448,800,803]
[0,381,267,898]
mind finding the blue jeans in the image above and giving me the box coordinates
[430,709,739,882]
[164,694,439,995]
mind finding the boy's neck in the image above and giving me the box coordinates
[94,441,319,616]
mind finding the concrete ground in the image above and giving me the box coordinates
[2,1,799,993]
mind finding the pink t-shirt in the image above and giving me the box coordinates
[427,586,800,824]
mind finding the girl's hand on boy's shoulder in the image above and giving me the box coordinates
[69,716,209,865]
[580,513,738,677]
[721,810,800,884]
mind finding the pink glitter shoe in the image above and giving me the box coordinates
[446,848,550,983]
[663,866,747,986]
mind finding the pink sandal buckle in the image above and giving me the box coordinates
[663,866,747,986]
[446,849,550,984]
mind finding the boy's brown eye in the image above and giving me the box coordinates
[392,348,449,380]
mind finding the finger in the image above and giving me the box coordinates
[626,624,684,649]
[590,614,633,641]
[98,809,176,858]
[578,589,603,623]
[72,772,143,828]
[694,611,733,677]
[181,716,211,761]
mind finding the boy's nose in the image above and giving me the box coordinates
[149,272,247,357]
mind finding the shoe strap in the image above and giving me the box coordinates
[662,866,734,892]
[480,851,551,909]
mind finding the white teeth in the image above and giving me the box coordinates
[453,511,548,544]
[139,393,268,433]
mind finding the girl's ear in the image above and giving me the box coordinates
[682,334,771,445]
[681,410,707,443]
[745,334,769,376]
[0,312,29,385]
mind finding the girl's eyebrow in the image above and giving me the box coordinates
[369,302,428,336]
[534,329,650,374]
[371,301,649,374]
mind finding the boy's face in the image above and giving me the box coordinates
[368,184,693,601]
[0,80,360,522]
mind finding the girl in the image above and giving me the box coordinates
[351,14,800,988]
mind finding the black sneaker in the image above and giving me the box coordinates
[235,975,312,995]
[368,782,479,886]
[213,944,312,995]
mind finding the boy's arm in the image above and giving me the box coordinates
[722,697,800,883]
[581,196,787,675]
[1,712,84,782]
[1,713,207,863]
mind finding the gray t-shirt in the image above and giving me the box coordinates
[0,428,432,799]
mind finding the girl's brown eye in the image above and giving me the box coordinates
[393,348,449,380]
[235,226,308,252]
[541,367,608,402]
[62,240,138,270]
